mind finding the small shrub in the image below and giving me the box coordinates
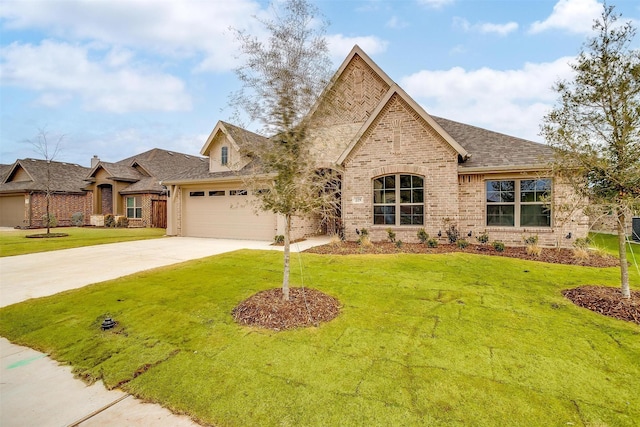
[476,231,489,245]
[524,234,541,257]
[41,213,57,228]
[358,234,373,249]
[104,214,116,228]
[386,228,396,243]
[573,237,592,249]
[71,212,84,227]
[573,247,590,261]
[395,240,403,249]
[329,234,342,247]
[427,238,438,248]
[116,216,129,228]
[274,235,284,244]
[456,239,469,249]
[445,224,459,243]
[526,243,542,257]
[417,228,429,244]
[492,241,505,252]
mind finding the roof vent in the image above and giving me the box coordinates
[167,152,174,156]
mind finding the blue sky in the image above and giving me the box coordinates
[1,0,639,166]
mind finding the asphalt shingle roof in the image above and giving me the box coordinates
[0,159,90,194]
[431,116,553,170]
[116,148,208,182]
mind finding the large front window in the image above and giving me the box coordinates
[373,174,424,225]
[126,196,142,219]
[486,179,551,227]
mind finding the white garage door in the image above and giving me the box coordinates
[182,187,276,240]
[0,195,25,227]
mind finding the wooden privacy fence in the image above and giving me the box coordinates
[152,199,167,228]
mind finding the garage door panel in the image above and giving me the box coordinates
[182,189,275,240]
[0,195,25,227]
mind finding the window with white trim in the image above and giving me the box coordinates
[126,196,142,219]
[486,179,551,227]
[373,174,424,225]
[221,146,228,166]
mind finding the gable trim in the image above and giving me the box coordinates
[337,84,469,164]
[304,45,395,124]
[3,161,35,184]
[200,121,242,156]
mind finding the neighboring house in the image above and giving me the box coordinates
[0,159,92,228]
[84,149,208,228]
[164,46,589,247]
[0,148,206,229]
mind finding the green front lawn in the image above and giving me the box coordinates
[0,250,638,426]
[0,227,165,257]
[590,231,640,259]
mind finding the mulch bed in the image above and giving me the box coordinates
[25,233,69,238]
[563,286,640,325]
[304,241,620,268]
[232,287,340,331]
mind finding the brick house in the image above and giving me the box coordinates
[84,149,207,228]
[164,46,589,247]
[0,159,92,228]
[0,148,206,229]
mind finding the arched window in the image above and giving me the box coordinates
[221,146,229,166]
[373,174,424,225]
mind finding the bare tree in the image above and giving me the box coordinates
[541,3,640,298]
[229,0,338,301]
[29,128,64,235]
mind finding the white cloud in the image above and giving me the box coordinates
[386,16,409,29]
[326,34,389,62]
[417,0,455,9]
[454,17,519,36]
[400,57,575,141]
[478,22,519,36]
[0,0,263,72]
[529,0,602,34]
[0,41,192,113]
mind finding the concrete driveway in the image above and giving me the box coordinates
[0,235,328,426]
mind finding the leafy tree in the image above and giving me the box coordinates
[29,129,63,235]
[230,0,339,301]
[541,4,640,298]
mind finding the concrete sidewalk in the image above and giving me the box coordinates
[0,235,329,426]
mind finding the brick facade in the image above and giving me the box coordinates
[457,174,589,247]
[342,93,460,243]
[28,192,92,228]
[121,194,167,228]
[166,46,590,247]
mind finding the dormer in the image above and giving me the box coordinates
[200,121,262,173]
[4,162,34,183]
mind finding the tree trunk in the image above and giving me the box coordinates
[46,192,51,235]
[282,213,291,301]
[617,209,631,299]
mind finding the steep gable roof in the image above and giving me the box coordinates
[87,162,144,182]
[200,121,269,156]
[337,85,468,164]
[0,159,90,194]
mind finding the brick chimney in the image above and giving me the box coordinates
[91,155,100,168]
